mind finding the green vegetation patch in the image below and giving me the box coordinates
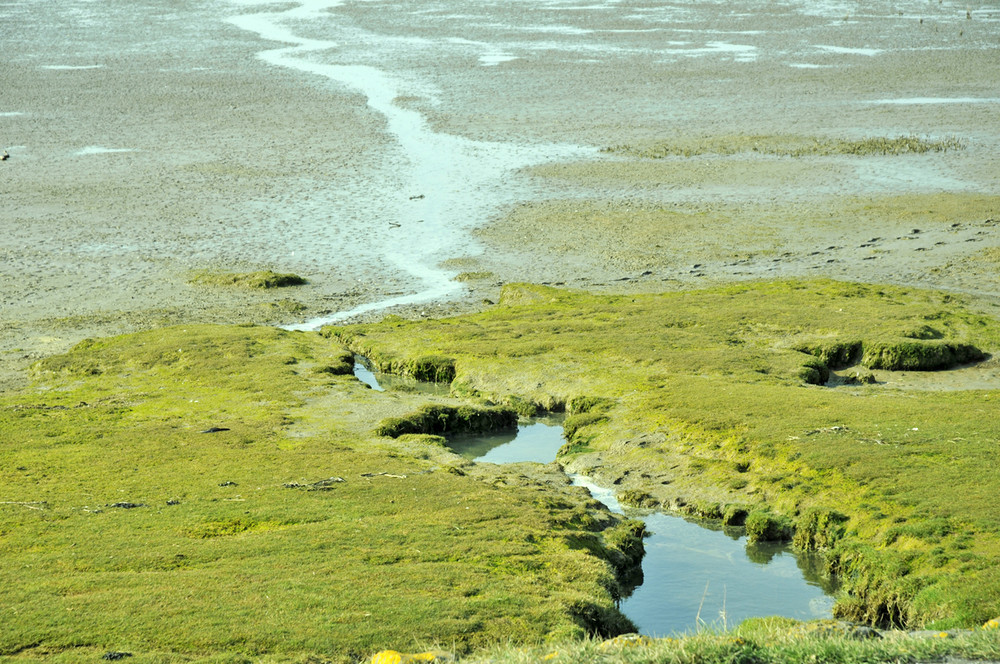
[454,271,496,282]
[189,269,307,289]
[469,620,1000,664]
[861,340,985,370]
[602,134,966,158]
[375,404,518,438]
[1,324,640,660]
[330,279,1000,628]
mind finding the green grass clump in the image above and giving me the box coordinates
[793,507,848,551]
[454,271,496,282]
[374,404,518,438]
[793,340,862,369]
[860,340,985,370]
[722,504,750,526]
[745,510,794,543]
[602,134,966,158]
[189,269,307,289]
[618,490,659,509]
[1,324,641,660]
[322,330,456,383]
[330,278,1000,628]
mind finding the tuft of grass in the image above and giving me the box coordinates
[454,271,496,282]
[374,404,518,438]
[860,340,985,370]
[189,269,307,289]
[745,509,794,543]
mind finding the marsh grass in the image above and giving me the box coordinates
[188,270,307,289]
[602,134,966,158]
[1,325,640,661]
[469,620,1000,664]
[454,272,496,282]
[7,281,1000,659]
[374,404,518,437]
[332,279,1000,628]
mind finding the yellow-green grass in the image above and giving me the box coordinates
[329,279,1000,629]
[469,618,1000,664]
[0,326,639,661]
[453,272,496,283]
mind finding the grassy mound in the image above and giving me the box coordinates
[330,278,1000,628]
[1,325,640,661]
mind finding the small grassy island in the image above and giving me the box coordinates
[3,279,1000,662]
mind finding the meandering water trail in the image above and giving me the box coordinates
[227,0,587,330]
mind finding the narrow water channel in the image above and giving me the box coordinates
[356,361,837,635]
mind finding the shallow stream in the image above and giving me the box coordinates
[355,361,837,636]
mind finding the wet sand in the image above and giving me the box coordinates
[2,0,999,389]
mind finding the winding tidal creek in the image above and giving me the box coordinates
[356,360,837,636]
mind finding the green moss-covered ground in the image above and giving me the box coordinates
[330,278,1000,629]
[0,325,639,662]
[5,278,1000,661]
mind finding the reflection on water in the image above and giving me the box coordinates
[447,415,566,463]
[353,355,451,396]
[353,357,384,391]
[616,505,836,635]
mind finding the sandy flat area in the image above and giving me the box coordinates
[2,0,999,390]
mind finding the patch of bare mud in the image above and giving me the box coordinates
[469,192,1000,299]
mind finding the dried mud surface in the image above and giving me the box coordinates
[2,0,999,390]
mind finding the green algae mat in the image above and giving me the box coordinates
[4,278,1000,662]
